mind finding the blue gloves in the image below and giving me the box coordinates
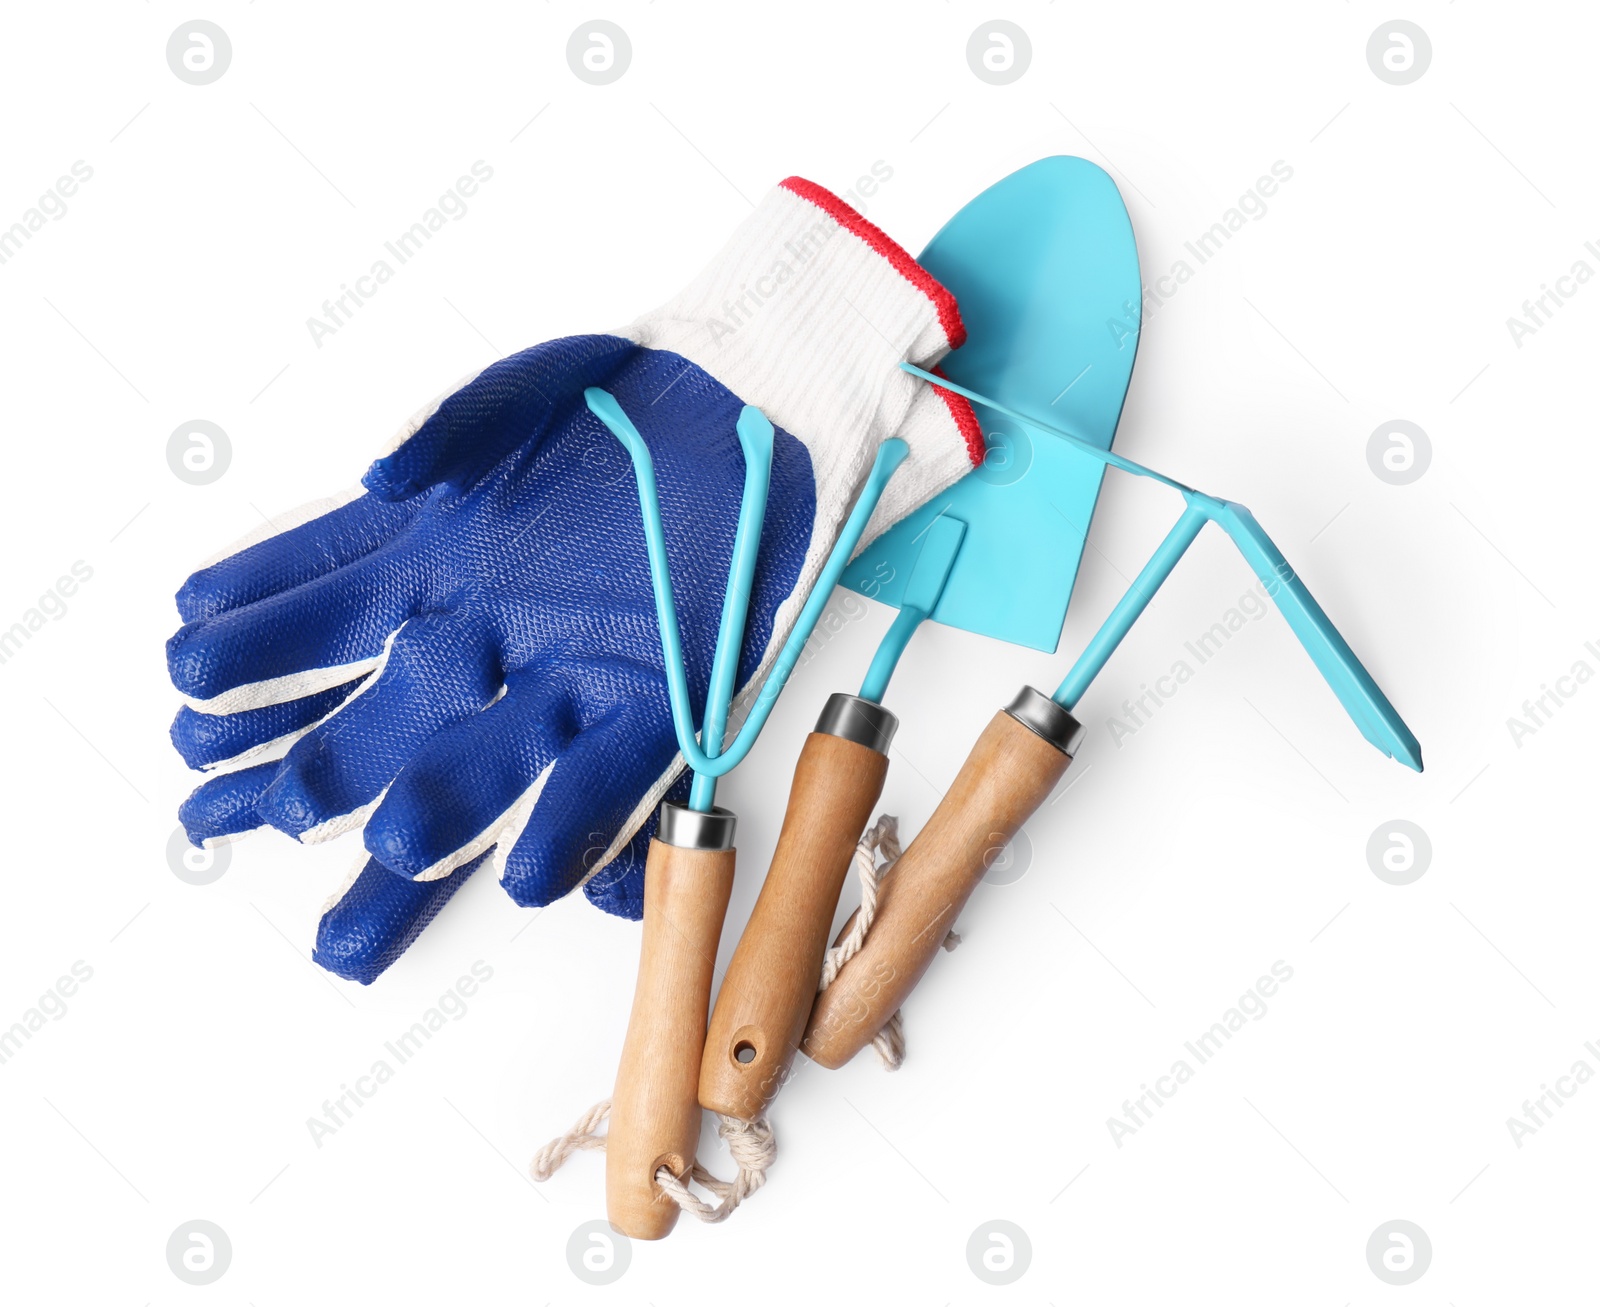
[168,178,983,983]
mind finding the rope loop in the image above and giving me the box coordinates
[817,813,958,1070]
[531,1100,774,1224]
[531,811,953,1219]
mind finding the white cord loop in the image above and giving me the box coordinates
[531,813,953,1220]
[531,1100,774,1224]
[817,813,959,1070]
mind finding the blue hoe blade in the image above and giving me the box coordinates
[1211,501,1423,771]
[901,368,1426,774]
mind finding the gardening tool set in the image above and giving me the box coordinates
[166,159,1421,1238]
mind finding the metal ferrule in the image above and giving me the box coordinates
[814,692,898,754]
[657,802,737,851]
[1003,686,1084,757]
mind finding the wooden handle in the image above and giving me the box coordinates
[801,709,1071,1070]
[699,732,890,1120]
[606,837,735,1240]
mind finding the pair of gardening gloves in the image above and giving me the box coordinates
[166,177,982,982]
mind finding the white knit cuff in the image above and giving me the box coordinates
[619,177,982,522]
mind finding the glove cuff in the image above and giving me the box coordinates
[621,178,983,498]
[773,177,966,354]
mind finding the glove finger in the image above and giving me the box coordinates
[179,761,280,845]
[176,492,421,624]
[580,769,692,920]
[362,338,628,501]
[170,674,369,771]
[256,612,500,842]
[313,851,486,985]
[362,675,576,880]
[167,548,423,712]
[498,696,679,909]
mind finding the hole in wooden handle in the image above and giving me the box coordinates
[651,1152,689,1189]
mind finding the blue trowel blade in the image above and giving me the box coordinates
[843,156,1142,653]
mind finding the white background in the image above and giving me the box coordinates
[1,2,1595,1302]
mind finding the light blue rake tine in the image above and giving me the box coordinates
[691,406,776,810]
[737,437,910,725]
[585,388,770,811]
[585,387,911,787]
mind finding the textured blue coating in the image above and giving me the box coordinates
[169,336,819,979]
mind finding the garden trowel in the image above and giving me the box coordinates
[700,157,1141,1120]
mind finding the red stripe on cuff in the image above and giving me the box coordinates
[932,365,986,468]
[779,176,967,350]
